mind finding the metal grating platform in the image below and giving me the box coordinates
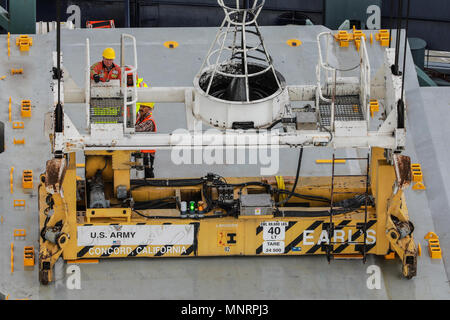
[90,98,124,124]
[319,95,364,127]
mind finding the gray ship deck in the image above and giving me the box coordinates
[0,25,449,299]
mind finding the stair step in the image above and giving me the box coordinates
[333,254,364,260]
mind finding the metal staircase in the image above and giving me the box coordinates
[319,95,365,127]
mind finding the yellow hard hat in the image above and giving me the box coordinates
[103,47,116,60]
[136,102,155,112]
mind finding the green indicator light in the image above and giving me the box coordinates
[189,201,195,211]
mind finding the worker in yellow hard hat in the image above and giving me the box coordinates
[135,101,157,178]
[133,76,157,178]
[90,47,122,83]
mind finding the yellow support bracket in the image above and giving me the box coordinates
[21,100,32,118]
[16,35,33,52]
[352,29,366,41]
[13,138,25,145]
[13,229,26,238]
[10,167,14,194]
[22,170,33,189]
[334,30,350,47]
[370,100,380,118]
[375,30,390,46]
[9,97,12,122]
[424,232,442,259]
[335,29,366,51]
[11,68,23,75]
[7,32,10,57]
[11,243,14,273]
[24,246,35,267]
[12,121,25,129]
[411,163,426,190]
[13,199,26,208]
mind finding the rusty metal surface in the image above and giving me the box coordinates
[394,154,412,190]
[45,158,67,193]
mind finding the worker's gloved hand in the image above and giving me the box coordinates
[93,74,100,83]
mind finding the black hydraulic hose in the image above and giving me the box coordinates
[133,198,178,210]
[275,189,330,204]
[276,146,304,206]
[56,0,61,105]
[54,0,64,136]
[131,178,204,190]
[132,210,232,220]
[235,181,273,194]
[136,202,174,210]
[275,208,354,218]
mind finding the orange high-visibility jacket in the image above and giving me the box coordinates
[90,61,122,82]
[135,114,157,154]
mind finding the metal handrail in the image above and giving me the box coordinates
[85,38,91,130]
[316,31,370,131]
[316,32,336,104]
[121,33,139,133]
[316,32,336,129]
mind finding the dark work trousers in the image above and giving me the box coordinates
[143,153,155,178]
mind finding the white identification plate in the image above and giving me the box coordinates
[262,241,285,254]
[77,225,194,246]
[261,221,288,241]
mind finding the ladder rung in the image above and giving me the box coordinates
[327,153,370,264]
[333,157,368,161]
[333,254,364,260]
[329,225,360,228]
[330,242,367,244]
[333,174,368,178]
[331,191,363,194]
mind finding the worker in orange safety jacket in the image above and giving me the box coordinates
[90,47,122,83]
[135,103,156,178]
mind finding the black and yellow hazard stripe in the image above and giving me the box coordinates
[101,245,121,257]
[255,219,378,256]
[128,245,147,257]
[332,220,377,254]
[284,220,323,253]
[305,220,352,254]
[77,246,94,258]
